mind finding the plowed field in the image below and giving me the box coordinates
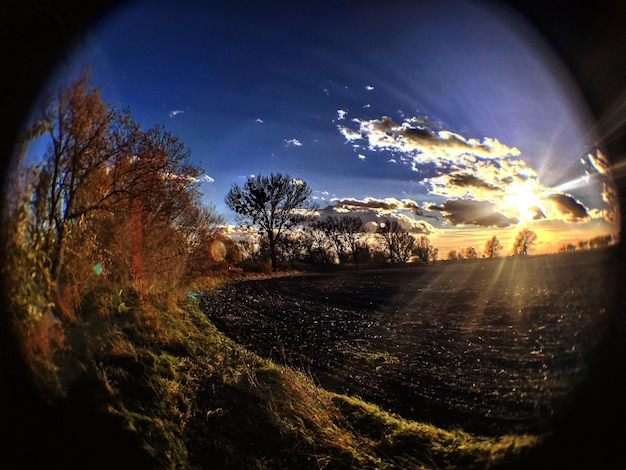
[200,249,614,436]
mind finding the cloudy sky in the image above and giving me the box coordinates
[33,0,619,254]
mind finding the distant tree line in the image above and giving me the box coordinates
[558,234,614,253]
[226,176,441,270]
[446,229,540,261]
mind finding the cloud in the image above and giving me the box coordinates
[542,193,588,220]
[447,173,501,192]
[429,199,519,228]
[168,109,184,118]
[338,116,520,167]
[365,85,374,91]
[203,175,215,183]
[337,113,604,228]
[332,197,424,216]
[337,109,348,120]
[284,138,303,147]
[324,197,439,234]
[255,118,264,123]
[316,201,436,234]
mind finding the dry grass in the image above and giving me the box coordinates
[86,297,541,469]
[6,272,543,468]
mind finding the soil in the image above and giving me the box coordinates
[199,249,614,437]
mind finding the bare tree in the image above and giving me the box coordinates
[513,228,537,255]
[339,216,364,264]
[303,222,332,264]
[314,215,364,264]
[377,220,415,263]
[413,235,436,264]
[484,236,503,258]
[225,173,312,271]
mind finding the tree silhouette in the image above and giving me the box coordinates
[513,228,537,255]
[314,215,364,264]
[225,173,312,271]
[413,235,437,264]
[484,236,503,258]
[377,219,415,263]
[303,222,332,265]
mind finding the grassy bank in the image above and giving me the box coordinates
[4,288,542,469]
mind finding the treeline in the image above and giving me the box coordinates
[446,230,538,260]
[224,173,440,270]
[237,214,440,270]
[222,174,554,269]
[558,235,614,253]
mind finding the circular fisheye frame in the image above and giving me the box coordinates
[2,1,623,469]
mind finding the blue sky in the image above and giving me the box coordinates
[29,0,619,254]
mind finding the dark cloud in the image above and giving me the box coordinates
[447,173,500,192]
[316,198,437,234]
[543,194,588,219]
[333,197,424,216]
[433,199,519,228]
[529,206,546,220]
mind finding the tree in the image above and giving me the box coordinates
[377,219,414,263]
[484,236,503,258]
[20,74,216,308]
[29,74,138,282]
[6,74,221,381]
[303,222,333,265]
[338,216,364,264]
[465,246,478,259]
[513,228,537,255]
[314,215,364,264]
[413,235,436,264]
[225,173,312,271]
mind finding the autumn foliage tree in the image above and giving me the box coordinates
[465,246,479,259]
[28,74,138,284]
[3,74,224,381]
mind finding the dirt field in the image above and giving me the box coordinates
[200,249,615,437]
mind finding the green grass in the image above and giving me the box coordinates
[58,295,541,469]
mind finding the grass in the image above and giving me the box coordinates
[29,291,540,469]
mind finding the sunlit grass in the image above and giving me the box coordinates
[75,295,541,468]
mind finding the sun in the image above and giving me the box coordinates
[502,182,544,221]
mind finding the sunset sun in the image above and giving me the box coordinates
[502,182,544,222]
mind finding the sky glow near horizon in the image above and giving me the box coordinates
[28,0,619,255]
